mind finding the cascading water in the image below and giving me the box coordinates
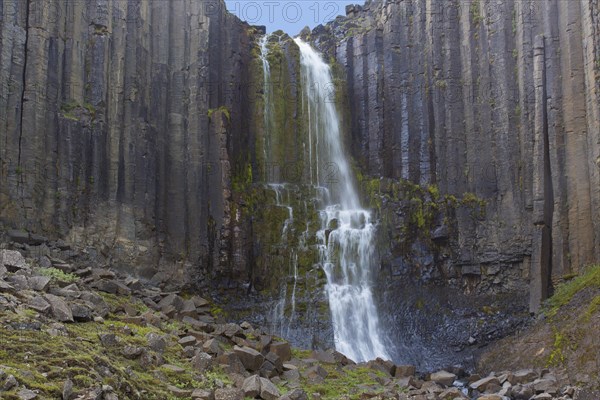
[259,34,274,175]
[295,38,390,362]
[268,183,298,337]
[259,36,300,339]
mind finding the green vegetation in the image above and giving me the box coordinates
[0,303,230,399]
[545,264,600,318]
[299,365,388,399]
[37,267,79,283]
[207,106,231,122]
[470,1,485,26]
[547,329,567,366]
[60,100,96,121]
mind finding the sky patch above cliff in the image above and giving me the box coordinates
[225,1,357,34]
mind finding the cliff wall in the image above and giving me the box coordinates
[308,0,600,311]
[0,0,253,284]
[1,0,599,316]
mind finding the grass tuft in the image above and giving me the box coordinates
[545,265,600,318]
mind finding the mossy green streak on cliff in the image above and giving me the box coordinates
[354,172,487,252]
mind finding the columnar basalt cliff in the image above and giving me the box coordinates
[0,0,254,284]
[305,0,600,312]
[1,0,600,366]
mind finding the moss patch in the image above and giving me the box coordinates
[0,307,229,399]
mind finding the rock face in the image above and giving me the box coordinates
[0,0,252,284]
[306,0,600,313]
[1,0,599,365]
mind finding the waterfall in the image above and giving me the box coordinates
[295,38,390,362]
[259,35,273,178]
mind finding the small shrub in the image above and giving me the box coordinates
[38,267,79,283]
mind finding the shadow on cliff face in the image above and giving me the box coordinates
[376,282,531,372]
[217,278,531,373]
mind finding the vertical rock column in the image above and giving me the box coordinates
[530,35,552,312]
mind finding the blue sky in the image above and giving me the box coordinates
[225,1,359,35]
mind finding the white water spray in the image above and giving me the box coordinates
[295,38,390,362]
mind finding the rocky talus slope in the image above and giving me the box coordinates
[1,239,597,399]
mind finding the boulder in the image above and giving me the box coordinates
[0,280,15,293]
[17,388,37,399]
[121,346,144,359]
[158,293,184,312]
[3,375,19,390]
[191,388,214,399]
[302,365,328,381]
[438,387,467,399]
[191,295,210,307]
[265,352,283,372]
[367,357,395,376]
[94,279,131,295]
[28,296,51,313]
[241,375,261,397]
[218,323,242,338]
[532,378,558,394]
[167,385,193,398]
[180,299,197,316]
[182,316,212,332]
[531,394,553,399]
[310,350,335,364]
[70,303,93,322]
[7,275,29,290]
[430,370,457,386]
[509,369,538,385]
[395,365,416,377]
[38,256,52,269]
[283,369,300,382]
[1,250,28,271]
[214,388,244,400]
[28,276,51,291]
[178,336,197,346]
[215,351,247,375]
[259,360,278,379]
[7,230,30,244]
[99,333,119,346]
[269,341,292,361]
[511,384,534,400]
[146,332,167,353]
[234,345,264,372]
[469,376,501,392]
[203,338,223,355]
[62,379,74,400]
[259,377,280,400]
[191,352,213,372]
[44,294,74,322]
